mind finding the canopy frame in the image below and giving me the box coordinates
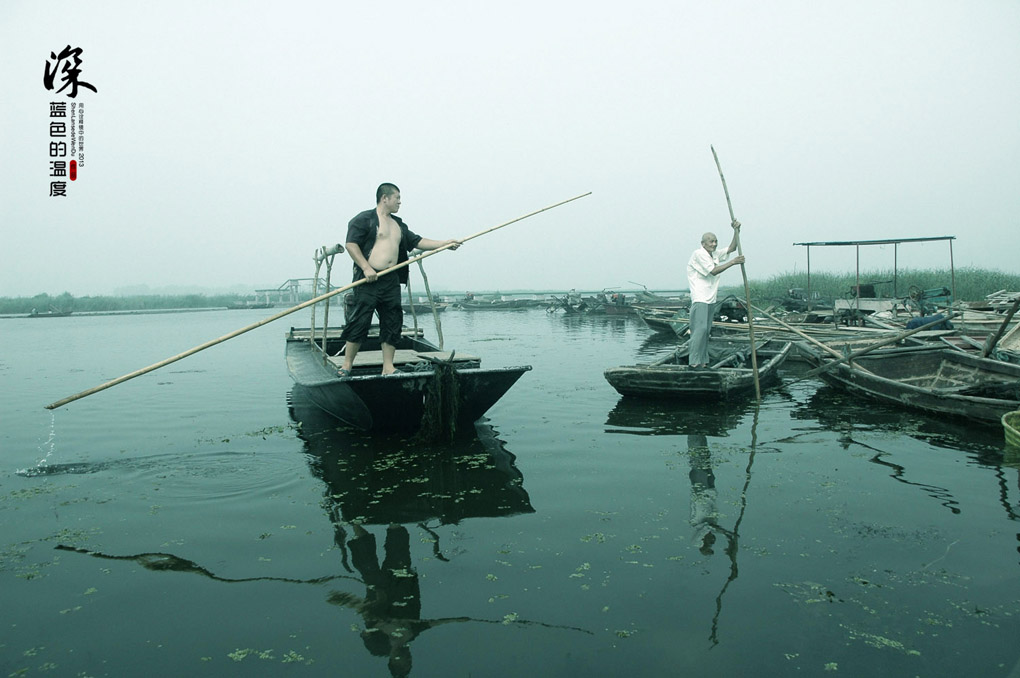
[792,236,956,313]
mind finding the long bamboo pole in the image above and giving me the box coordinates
[45,192,591,410]
[711,146,760,400]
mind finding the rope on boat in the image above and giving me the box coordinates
[415,351,460,443]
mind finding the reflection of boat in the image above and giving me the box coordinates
[289,387,535,525]
[604,396,748,436]
[798,344,1020,425]
[604,339,792,400]
[792,381,1007,453]
[291,388,546,675]
[286,328,531,434]
[788,384,1007,517]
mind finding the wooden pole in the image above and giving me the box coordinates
[45,192,591,410]
[711,146,760,400]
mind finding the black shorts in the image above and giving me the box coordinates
[339,275,403,346]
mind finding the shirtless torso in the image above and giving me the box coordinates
[367,211,400,271]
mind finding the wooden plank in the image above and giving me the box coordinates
[327,349,480,369]
[287,326,424,341]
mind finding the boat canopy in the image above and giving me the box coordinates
[792,236,956,311]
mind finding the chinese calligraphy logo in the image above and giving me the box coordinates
[44,45,98,98]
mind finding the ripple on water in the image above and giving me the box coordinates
[16,449,308,503]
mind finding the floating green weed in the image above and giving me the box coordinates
[227,648,275,662]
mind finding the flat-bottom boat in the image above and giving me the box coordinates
[798,344,1020,425]
[286,326,530,434]
[604,338,792,400]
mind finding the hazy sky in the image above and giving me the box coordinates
[2,1,1018,298]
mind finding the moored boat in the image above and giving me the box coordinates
[604,338,792,400]
[27,308,72,318]
[634,306,687,333]
[457,297,533,310]
[798,344,1020,425]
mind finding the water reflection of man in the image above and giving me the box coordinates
[329,523,467,678]
[688,434,720,555]
[351,524,421,676]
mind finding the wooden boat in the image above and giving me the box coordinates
[642,295,745,337]
[629,285,690,310]
[287,245,531,435]
[457,297,533,310]
[286,326,530,434]
[27,308,72,318]
[1004,409,1020,448]
[403,302,448,314]
[798,344,1020,425]
[938,315,1020,364]
[228,301,275,310]
[604,338,792,400]
[635,306,687,333]
[547,290,634,316]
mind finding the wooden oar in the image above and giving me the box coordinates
[45,192,591,410]
[982,296,1020,358]
[711,146,760,399]
[800,311,960,380]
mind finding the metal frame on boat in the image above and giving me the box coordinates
[792,235,957,319]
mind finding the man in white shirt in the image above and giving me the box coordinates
[685,222,745,367]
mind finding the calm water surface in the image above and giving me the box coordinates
[1,308,1018,677]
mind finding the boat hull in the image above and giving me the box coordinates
[604,340,792,400]
[801,345,1020,425]
[286,335,530,432]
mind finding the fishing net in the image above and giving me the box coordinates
[414,353,460,443]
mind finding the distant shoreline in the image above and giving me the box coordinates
[0,307,229,320]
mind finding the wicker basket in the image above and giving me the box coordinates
[1004,409,1020,449]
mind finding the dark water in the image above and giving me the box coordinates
[1,308,1018,677]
